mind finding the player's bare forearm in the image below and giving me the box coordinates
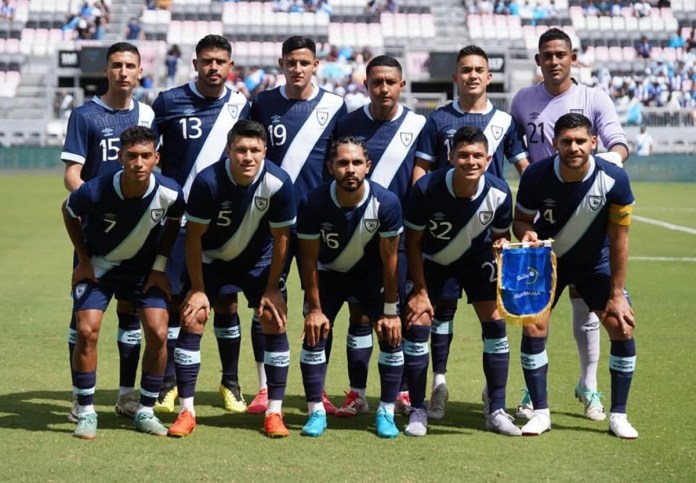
[156,218,181,257]
[375,315,402,347]
[62,201,90,263]
[405,228,427,294]
[299,238,322,312]
[491,231,511,250]
[514,158,530,176]
[379,235,400,304]
[411,158,430,186]
[63,162,84,192]
[607,221,630,297]
[513,210,538,243]
[184,221,207,292]
[265,226,290,294]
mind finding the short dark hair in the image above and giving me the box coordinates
[106,42,140,63]
[538,27,572,51]
[329,136,369,161]
[226,119,267,147]
[195,34,232,58]
[282,36,316,57]
[554,113,594,137]
[451,126,489,152]
[366,55,402,78]
[456,45,488,64]
[120,125,156,148]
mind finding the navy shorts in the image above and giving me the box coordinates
[318,270,383,325]
[555,260,631,311]
[424,249,497,305]
[191,259,276,308]
[72,278,168,312]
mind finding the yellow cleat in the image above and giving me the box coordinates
[219,383,247,413]
[154,385,178,414]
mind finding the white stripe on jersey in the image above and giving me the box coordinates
[182,90,247,199]
[482,108,512,165]
[370,110,426,189]
[203,169,288,263]
[426,184,508,266]
[279,93,344,183]
[91,175,180,277]
[319,182,381,273]
[137,101,155,127]
[553,169,616,258]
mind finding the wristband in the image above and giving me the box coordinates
[152,255,167,272]
[383,302,398,316]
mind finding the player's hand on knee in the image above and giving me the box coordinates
[601,295,635,338]
[180,290,210,328]
[143,270,172,301]
[72,260,98,287]
[375,315,402,347]
[258,288,287,333]
[303,310,330,347]
[406,292,434,329]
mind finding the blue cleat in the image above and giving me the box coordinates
[301,411,327,437]
[375,407,399,439]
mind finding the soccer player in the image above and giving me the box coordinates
[513,113,638,439]
[61,42,156,422]
[62,126,184,439]
[248,35,347,413]
[333,54,426,416]
[404,126,520,437]
[152,34,250,414]
[411,45,529,419]
[167,120,296,438]
[297,136,404,438]
[510,28,630,421]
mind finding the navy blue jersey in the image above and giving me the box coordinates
[250,85,347,202]
[152,82,250,198]
[405,169,512,265]
[61,97,155,182]
[334,104,425,204]
[297,179,403,275]
[65,171,184,278]
[186,159,296,267]
[516,155,635,267]
[415,99,527,178]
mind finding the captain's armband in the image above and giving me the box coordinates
[609,204,633,226]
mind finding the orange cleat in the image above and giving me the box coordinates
[263,412,289,438]
[167,409,196,438]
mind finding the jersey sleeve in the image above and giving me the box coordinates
[61,109,90,165]
[268,178,297,229]
[592,90,628,151]
[404,179,429,230]
[504,117,529,164]
[378,193,403,238]
[166,184,186,220]
[414,115,438,163]
[491,185,513,234]
[184,175,215,224]
[65,181,94,218]
[515,166,541,216]
[296,193,321,240]
[152,92,167,150]
[607,168,635,207]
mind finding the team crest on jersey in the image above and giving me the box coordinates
[74,283,87,300]
[151,208,164,222]
[228,104,240,118]
[400,132,413,146]
[479,211,493,224]
[254,196,269,211]
[570,108,584,115]
[588,195,603,210]
[491,126,503,140]
[364,219,379,232]
[316,110,329,126]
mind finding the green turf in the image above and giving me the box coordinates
[1,176,694,481]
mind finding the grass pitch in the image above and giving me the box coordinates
[0,176,694,481]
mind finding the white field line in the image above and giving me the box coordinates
[633,215,696,235]
[630,256,696,262]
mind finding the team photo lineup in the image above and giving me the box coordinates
[61,29,640,442]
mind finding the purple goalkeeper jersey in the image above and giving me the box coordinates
[510,81,628,163]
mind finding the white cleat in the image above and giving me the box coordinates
[515,389,534,420]
[609,413,638,439]
[575,384,606,421]
[521,409,551,436]
[486,408,522,436]
[404,408,428,437]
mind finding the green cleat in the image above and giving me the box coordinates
[135,411,168,437]
[73,413,98,440]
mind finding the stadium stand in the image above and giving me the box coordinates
[0,0,694,152]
